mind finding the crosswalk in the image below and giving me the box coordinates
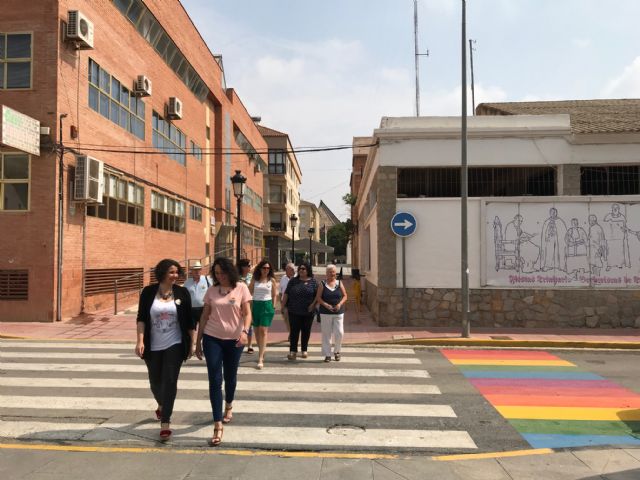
[0,340,477,453]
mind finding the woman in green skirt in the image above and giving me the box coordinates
[249,260,278,369]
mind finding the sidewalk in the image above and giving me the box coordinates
[2,277,640,348]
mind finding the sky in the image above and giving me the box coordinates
[180,0,640,220]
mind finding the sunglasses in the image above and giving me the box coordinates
[261,266,271,270]
[298,267,307,271]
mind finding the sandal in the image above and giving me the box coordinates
[287,352,297,361]
[334,353,341,361]
[222,403,233,424]
[257,362,264,370]
[209,424,223,446]
[301,352,308,359]
[324,356,331,363]
[247,347,254,354]
[159,423,172,441]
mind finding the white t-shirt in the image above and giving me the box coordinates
[149,298,181,351]
[279,275,291,295]
[183,275,210,308]
[253,280,273,301]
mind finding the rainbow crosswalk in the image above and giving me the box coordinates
[441,349,640,449]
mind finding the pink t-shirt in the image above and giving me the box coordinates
[203,282,252,340]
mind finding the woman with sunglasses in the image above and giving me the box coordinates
[248,260,278,369]
[282,261,317,360]
[195,257,252,446]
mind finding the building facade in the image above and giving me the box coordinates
[257,124,302,269]
[0,0,264,321]
[355,101,640,328]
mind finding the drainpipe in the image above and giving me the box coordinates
[56,114,68,321]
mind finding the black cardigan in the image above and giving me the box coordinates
[136,283,194,360]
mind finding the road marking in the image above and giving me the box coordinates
[0,342,415,355]
[0,377,441,394]
[0,396,456,417]
[449,359,575,367]
[433,448,552,461]
[496,405,640,421]
[0,423,475,449]
[0,351,421,364]
[0,362,430,378]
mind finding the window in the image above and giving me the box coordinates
[189,204,202,222]
[0,269,28,300]
[151,191,185,233]
[0,33,32,89]
[397,167,557,198]
[254,228,262,246]
[1,153,29,211]
[269,149,286,174]
[269,184,284,203]
[86,173,144,226]
[152,111,186,165]
[581,166,640,195]
[88,59,145,140]
[270,211,284,231]
[191,141,203,161]
[243,225,252,247]
[112,0,209,101]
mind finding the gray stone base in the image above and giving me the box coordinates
[370,286,640,328]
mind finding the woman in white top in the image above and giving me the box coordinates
[249,260,278,369]
[314,264,348,362]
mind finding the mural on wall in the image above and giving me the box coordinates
[485,201,640,288]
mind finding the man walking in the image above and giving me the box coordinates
[183,261,210,328]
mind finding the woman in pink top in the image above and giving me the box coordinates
[195,257,252,446]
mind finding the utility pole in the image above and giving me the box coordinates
[461,1,470,338]
[413,0,429,116]
[469,39,477,115]
[56,114,68,322]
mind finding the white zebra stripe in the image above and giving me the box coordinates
[0,362,430,378]
[0,420,477,449]
[0,351,421,365]
[0,341,416,355]
[0,377,441,394]
[0,395,456,417]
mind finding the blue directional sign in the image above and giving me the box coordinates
[390,211,417,237]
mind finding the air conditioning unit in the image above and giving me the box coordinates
[167,97,183,120]
[134,75,152,97]
[74,155,104,203]
[67,10,94,50]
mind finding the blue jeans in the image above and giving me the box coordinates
[202,334,244,422]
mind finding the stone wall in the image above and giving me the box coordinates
[375,286,640,328]
[364,279,378,321]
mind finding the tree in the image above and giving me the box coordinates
[327,220,356,257]
[342,193,357,206]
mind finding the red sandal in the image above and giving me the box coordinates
[159,423,172,441]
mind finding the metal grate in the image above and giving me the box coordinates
[85,268,143,296]
[580,166,640,195]
[0,270,28,300]
[397,167,556,198]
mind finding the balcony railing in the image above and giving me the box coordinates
[270,222,287,232]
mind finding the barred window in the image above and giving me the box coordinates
[0,33,32,89]
[581,166,640,195]
[397,167,556,198]
[0,269,28,300]
[152,111,186,165]
[88,59,145,140]
[151,191,185,233]
[87,173,144,226]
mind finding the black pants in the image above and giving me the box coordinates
[144,342,183,423]
[289,313,314,353]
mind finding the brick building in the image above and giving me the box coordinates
[0,0,265,321]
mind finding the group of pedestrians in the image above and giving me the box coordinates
[135,258,349,446]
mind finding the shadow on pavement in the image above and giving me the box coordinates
[580,467,640,479]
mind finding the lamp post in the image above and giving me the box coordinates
[289,213,298,264]
[308,227,315,266]
[230,170,246,266]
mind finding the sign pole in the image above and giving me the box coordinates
[402,237,408,326]
[461,0,470,338]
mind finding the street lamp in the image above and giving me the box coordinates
[308,227,315,266]
[230,170,246,266]
[289,213,298,264]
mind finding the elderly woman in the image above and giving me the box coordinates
[237,258,255,353]
[135,259,195,441]
[282,261,317,360]
[315,264,348,362]
[195,257,252,447]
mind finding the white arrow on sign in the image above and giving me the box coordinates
[393,219,414,229]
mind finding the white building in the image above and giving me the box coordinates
[355,100,640,328]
